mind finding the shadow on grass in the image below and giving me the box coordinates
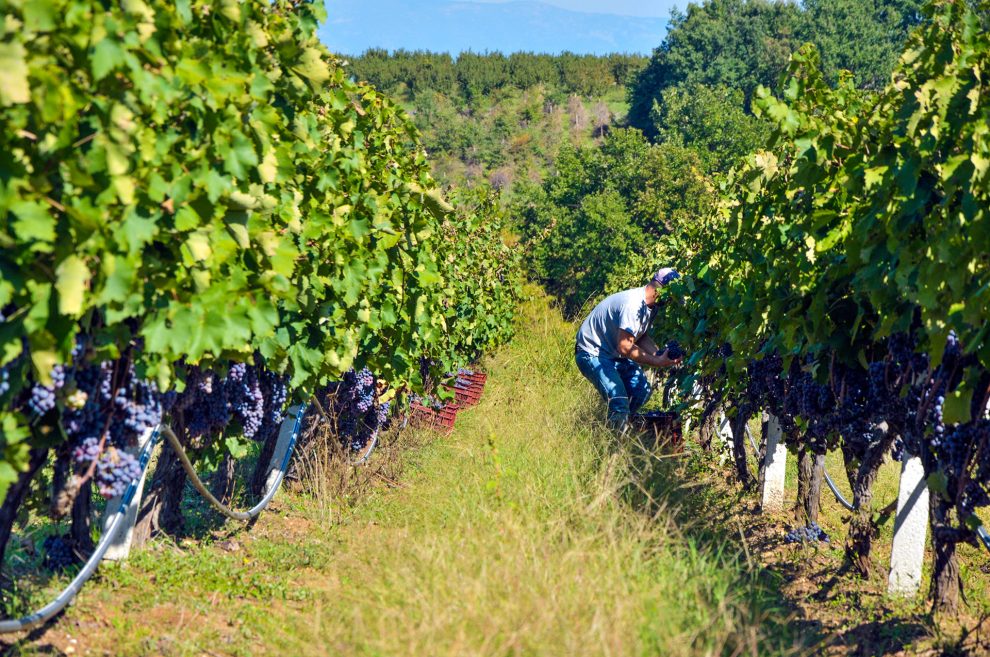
[614,431,819,656]
[612,429,943,657]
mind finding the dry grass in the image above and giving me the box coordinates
[257,290,802,657]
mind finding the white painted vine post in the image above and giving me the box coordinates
[760,415,788,513]
[887,456,930,596]
[102,424,158,561]
[717,411,734,465]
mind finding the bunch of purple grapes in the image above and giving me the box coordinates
[42,534,77,572]
[330,368,388,451]
[27,364,66,416]
[227,363,265,439]
[784,522,830,544]
[664,340,685,361]
[95,448,143,498]
[19,356,163,497]
[257,366,289,443]
[170,361,288,445]
[173,368,231,440]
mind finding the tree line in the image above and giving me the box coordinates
[346,50,648,99]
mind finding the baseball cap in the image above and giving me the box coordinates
[651,268,680,287]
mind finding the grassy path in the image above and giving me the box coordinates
[11,293,797,657]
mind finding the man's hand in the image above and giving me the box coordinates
[617,331,681,369]
[655,349,682,368]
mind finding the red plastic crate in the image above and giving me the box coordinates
[463,372,487,386]
[410,401,459,435]
[445,383,482,407]
[445,370,487,408]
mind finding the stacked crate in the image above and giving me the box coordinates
[409,370,487,435]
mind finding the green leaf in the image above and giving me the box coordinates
[184,232,212,262]
[293,47,330,85]
[927,471,949,501]
[91,39,125,82]
[221,132,258,180]
[943,388,974,425]
[10,200,55,243]
[24,0,57,32]
[55,255,91,317]
[0,43,31,106]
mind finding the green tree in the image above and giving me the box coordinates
[629,0,804,135]
[518,129,714,314]
[651,83,771,174]
[627,0,924,137]
[803,0,925,90]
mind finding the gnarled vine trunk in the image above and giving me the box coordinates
[729,410,754,490]
[132,441,187,546]
[794,445,824,524]
[211,453,236,505]
[930,498,961,615]
[70,479,94,554]
[0,447,48,570]
[845,430,896,577]
[697,397,722,453]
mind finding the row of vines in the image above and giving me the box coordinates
[635,0,989,614]
[0,0,521,590]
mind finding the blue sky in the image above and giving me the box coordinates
[465,0,675,17]
[320,0,678,56]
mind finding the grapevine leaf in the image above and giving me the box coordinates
[927,471,949,501]
[293,48,331,85]
[0,43,31,106]
[10,200,55,243]
[55,256,91,317]
[943,388,973,425]
[91,39,124,82]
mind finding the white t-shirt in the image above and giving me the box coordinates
[575,287,657,359]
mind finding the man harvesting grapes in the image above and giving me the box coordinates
[575,268,683,431]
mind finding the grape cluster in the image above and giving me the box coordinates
[95,448,143,498]
[167,361,288,448]
[176,368,230,439]
[258,366,289,441]
[664,340,685,361]
[0,367,10,400]
[330,368,388,451]
[73,437,101,463]
[62,361,163,466]
[42,534,77,572]
[227,363,265,439]
[784,522,830,544]
[27,365,65,416]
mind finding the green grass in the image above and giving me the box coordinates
[3,290,803,656]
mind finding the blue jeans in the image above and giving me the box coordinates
[575,349,652,428]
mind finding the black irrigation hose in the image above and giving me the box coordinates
[0,427,162,634]
[822,467,858,512]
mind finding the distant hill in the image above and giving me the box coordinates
[320,0,671,56]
